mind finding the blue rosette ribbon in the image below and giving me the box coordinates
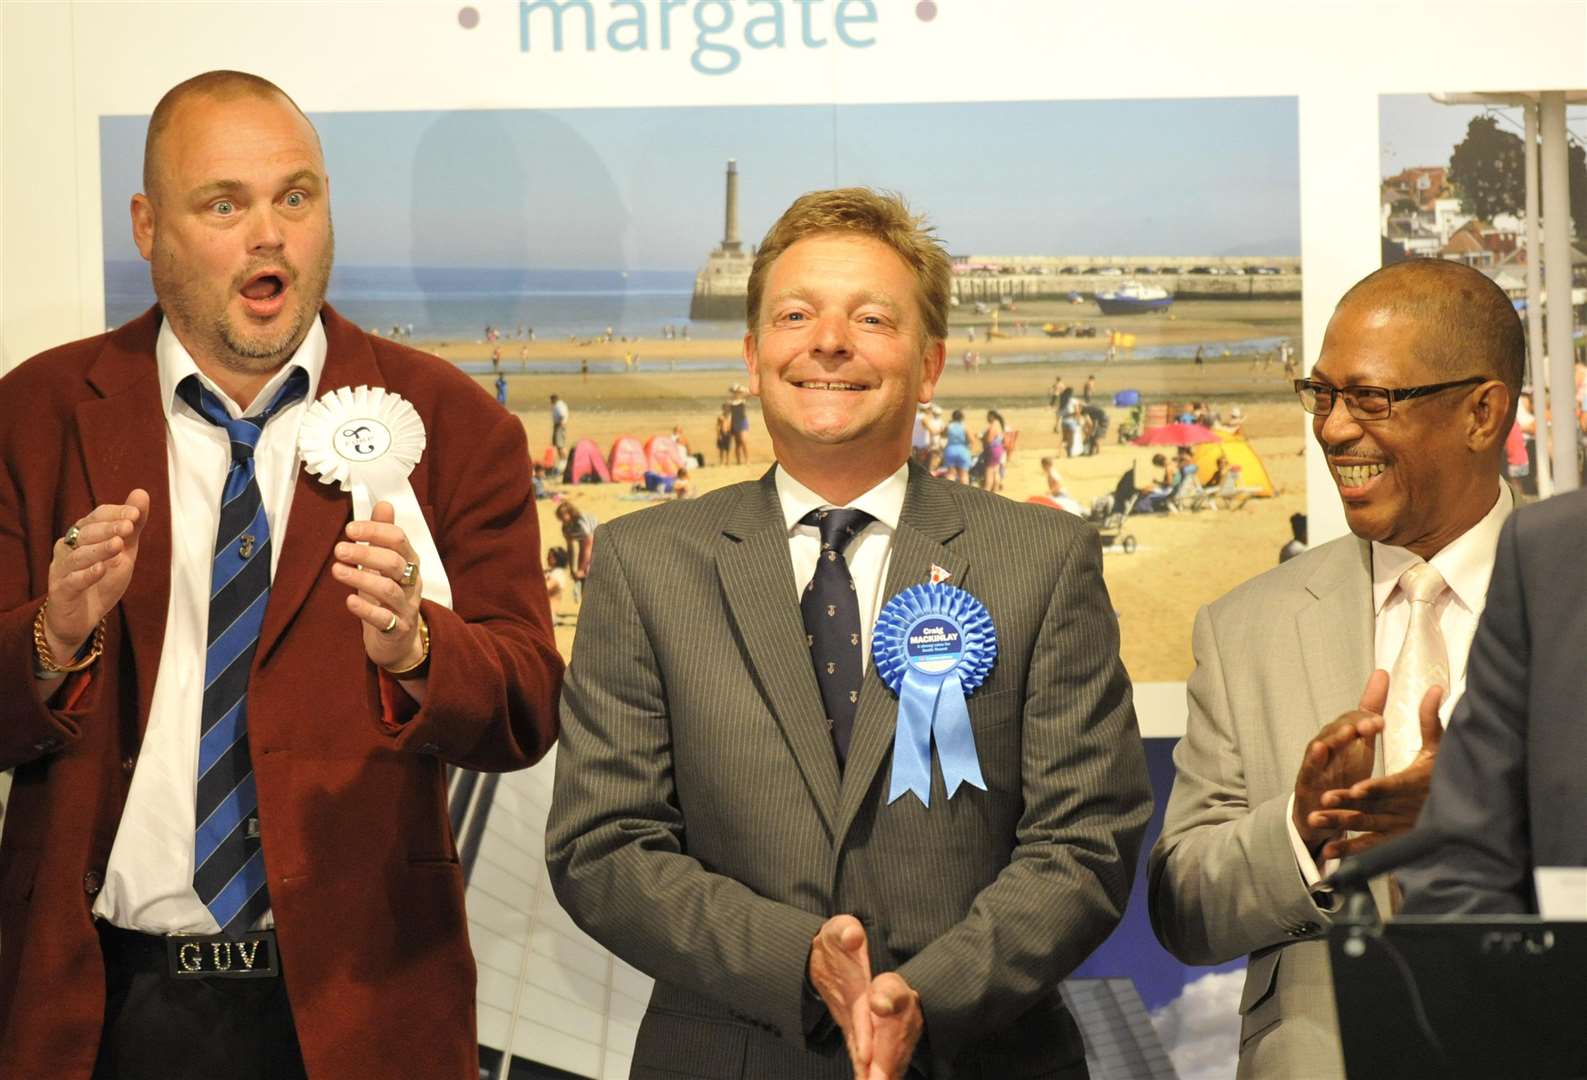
[872,583,997,807]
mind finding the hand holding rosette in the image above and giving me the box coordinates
[298,385,453,611]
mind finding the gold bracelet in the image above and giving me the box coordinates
[33,600,106,674]
[382,612,430,678]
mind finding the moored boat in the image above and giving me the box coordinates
[1095,281,1173,315]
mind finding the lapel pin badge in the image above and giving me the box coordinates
[929,564,952,585]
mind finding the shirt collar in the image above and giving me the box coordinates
[157,313,327,423]
[776,461,909,534]
[1371,480,1513,614]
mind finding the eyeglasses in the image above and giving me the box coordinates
[1293,376,1487,421]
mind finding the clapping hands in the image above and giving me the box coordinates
[809,915,923,1080]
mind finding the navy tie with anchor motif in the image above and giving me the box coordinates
[177,369,308,937]
[799,507,875,765]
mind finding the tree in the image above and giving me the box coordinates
[1448,115,1525,222]
[1449,114,1587,242]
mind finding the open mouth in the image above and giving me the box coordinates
[1332,461,1387,492]
[238,271,288,318]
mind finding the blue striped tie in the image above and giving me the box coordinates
[177,369,308,937]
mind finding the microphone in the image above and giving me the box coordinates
[1322,827,1446,894]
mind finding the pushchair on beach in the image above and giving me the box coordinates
[1086,466,1138,554]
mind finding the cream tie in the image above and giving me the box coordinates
[1383,561,1450,774]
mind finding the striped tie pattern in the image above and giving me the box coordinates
[799,507,874,766]
[177,369,308,937]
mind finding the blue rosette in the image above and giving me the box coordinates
[872,583,997,806]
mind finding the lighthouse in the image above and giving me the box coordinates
[721,159,743,254]
[689,159,754,321]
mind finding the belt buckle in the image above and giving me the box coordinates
[167,929,279,979]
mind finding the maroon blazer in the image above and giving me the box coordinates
[0,306,563,1079]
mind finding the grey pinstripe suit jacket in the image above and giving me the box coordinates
[1148,535,1393,1080]
[546,464,1151,1079]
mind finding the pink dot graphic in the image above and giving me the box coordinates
[916,1,938,20]
[457,6,479,29]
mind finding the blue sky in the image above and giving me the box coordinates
[101,96,1299,270]
[1380,93,1586,177]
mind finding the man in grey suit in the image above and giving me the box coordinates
[1149,259,1525,1079]
[1399,486,1587,915]
[546,188,1150,1080]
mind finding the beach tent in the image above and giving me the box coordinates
[563,439,611,484]
[1132,423,1220,446]
[643,434,685,477]
[1192,435,1275,497]
[1112,389,1141,407]
[1025,493,1086,517]
[608,436,648,483]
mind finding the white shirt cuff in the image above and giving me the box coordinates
[1286,792,1339,890]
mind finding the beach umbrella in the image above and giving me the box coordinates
[1132,423,1221,446]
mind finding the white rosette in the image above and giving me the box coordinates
[298,385,452,609]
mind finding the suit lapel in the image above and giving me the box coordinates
[717,473,842,835]
[78,310,172,736]
[257,307,379,662]
[1295,536,1375,736]
[834,467,967,845]
[1294,536,1394,913]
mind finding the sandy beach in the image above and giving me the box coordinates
[411,298,1301,371]
[485,337,1308,683]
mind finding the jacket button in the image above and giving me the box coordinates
[419,742,440,754]
[121,756,136,775]
[84,871,103,896]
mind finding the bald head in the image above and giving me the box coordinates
[143,71,318,201]
[1335,259,1526,421]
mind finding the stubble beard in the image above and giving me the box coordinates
[152,222,335,375]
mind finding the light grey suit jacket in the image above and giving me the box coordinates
[546,464,1151,1079]
[1148,534,1393,1080]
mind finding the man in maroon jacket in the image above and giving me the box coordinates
[0,71,563,1079]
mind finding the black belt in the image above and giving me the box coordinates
[98,922,281,980]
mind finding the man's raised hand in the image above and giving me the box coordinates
[1292,669,1385,857]
[44,489,150,658]
[1315,684,1445,860]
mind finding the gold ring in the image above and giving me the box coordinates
[64,525,81,549]
[399,561,419,587]
[380,612,399,634]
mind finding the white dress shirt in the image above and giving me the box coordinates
[93,316,327,934]
[1288,481,1513,888]
[775,462,909,672]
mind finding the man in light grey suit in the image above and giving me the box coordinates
[1149,259,1525,1079]
[547,189,1150,1080]
[1400,485,1587,915]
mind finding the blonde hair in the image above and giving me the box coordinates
[746,188,950,343]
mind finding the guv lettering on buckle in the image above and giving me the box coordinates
[167,929,280,979]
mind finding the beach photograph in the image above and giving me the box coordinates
[100,96,1304,681]
[1379,92,1587,495]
